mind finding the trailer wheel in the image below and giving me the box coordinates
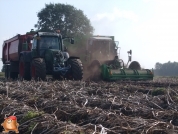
[10,62,19,80]
[68,59,83,80]
[5,64,18,80]
[5,65,10,80]
[129,61,141,70]
[10,72,18,80]
[31,58,46,81]
[19,56,31,80]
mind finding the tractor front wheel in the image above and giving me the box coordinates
[31,58,46,81]
[68,59,83,80]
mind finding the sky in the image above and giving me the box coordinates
[0,0,178,69]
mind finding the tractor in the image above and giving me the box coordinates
[2,30,83,80]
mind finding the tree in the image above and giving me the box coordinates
[34,3,94,37]
[155,62,162,70]
[154,61,178,76]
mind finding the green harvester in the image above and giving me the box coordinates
[84,36,154,81]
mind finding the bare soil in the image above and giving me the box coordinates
[0,78,178,134]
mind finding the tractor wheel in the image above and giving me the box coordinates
[19,56,31,80]
[68,59,83,80]
[31,58,46,81]
[129,61,141,70]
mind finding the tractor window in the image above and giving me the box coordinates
[39,36,60,49]
[92,40,110,55]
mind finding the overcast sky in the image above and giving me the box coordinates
[0,0,178,69]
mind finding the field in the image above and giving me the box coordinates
[0,77,178,134]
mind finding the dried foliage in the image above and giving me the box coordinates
[0,78,178,134]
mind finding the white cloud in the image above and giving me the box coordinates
[131,0,178,68]
[90,1,178,68]
[134,0,178,44]
[92,7,139,22]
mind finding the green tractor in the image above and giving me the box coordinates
[84,36,153,81]
[18,30,83,80]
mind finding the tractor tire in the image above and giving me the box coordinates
[31,58,46,81]
[19,56,31,80]
[68,59,83,80]
[129,61,141,70]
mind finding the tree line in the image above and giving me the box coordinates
[154,61,178,76]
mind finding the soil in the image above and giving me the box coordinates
[0,78,178,134]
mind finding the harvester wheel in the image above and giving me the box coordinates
[31,58,46,81]
[68,59,83,80]
[19,56,31,80]
[129,61,141,70]
[89,60,101,81]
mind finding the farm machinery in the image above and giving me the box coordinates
[83,36,154,81]
[2,29,83,80]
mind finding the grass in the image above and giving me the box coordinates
[20,111,43,123]
[0,72,4,78]
[151,87,166,96]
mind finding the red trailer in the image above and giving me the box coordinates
[2,32,34,79]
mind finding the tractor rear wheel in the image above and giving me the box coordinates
[68,59,83,80]
[31,58,46,81]
[19,56,31,80]
[129,61,141,70]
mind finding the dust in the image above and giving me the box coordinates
[66,40,118,80]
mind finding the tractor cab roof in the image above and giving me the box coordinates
[34,32,60,37]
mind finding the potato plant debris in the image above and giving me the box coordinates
[0,78,178,134]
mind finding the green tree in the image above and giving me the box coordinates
[154,61,178,76]
[155,62,162,70]
[34,3,94,37]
